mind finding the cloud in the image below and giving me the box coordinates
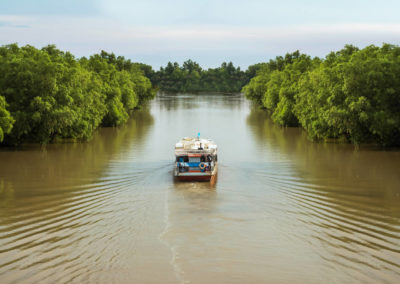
[0,23,30,28]
[98,0,400,27]
[0,15,399,67]
[0,16,31,28]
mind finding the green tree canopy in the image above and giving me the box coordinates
[243,44,400,146]
[153,60,253,93]
[0,44,155,145]
[0,96,14,142]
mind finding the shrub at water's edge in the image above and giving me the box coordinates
[0,44,155,145]
[0,95,14,142]
[242,44,400,146]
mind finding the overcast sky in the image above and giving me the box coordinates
[1,0,400,69]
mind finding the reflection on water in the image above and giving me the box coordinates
[0,94,399,283]
[0,107,176,284]
[246,106,400,283]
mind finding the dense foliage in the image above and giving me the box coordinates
[0,44,155,145]
[152,60,256,93]
[243,44,400,146]
[0,96,14,142]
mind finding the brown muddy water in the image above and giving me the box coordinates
[0,93,399,283]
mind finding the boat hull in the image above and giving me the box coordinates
[176,175,212,181]
[174,164,218,182]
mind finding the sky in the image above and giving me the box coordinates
[1,0,400,69]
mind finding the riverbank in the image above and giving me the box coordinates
[150,60,261,94]
[242,44,400,147]
[0,44,155,146]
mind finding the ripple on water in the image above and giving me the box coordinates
[0,159,174,283]
[249,165,400,282]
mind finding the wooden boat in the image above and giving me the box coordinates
[174,136,218,181]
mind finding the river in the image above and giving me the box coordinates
[0,93,399,283]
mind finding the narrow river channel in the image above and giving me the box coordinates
[1,93,399,283]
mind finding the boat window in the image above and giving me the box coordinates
[189,157,200,163]
[176,156,188,162]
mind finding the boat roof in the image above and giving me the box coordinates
[175,137,217,156]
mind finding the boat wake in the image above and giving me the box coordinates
[158,188,189,284]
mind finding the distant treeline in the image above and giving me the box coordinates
[0,44,155,145]
[243,44,400,146]
[148,60,261,93]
